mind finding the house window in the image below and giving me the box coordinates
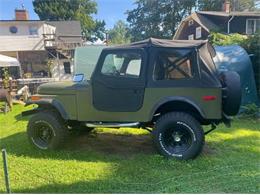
[246,19,260,34]
[188,20,193,26]
[9,26,18,34]
[29,26,38,35]
[196,27,202,39]
[63,62,71,74]
[188,34,194,40]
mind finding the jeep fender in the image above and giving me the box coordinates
[22,99,69,120]
[149,96,206,120]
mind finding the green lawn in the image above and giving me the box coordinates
[0,104,259,193]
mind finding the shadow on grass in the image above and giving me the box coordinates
[1,126,258,163]
[0,130,157,162]
[17,179,160,193]
[14,113,30,121]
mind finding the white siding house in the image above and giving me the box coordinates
[0,21,55,52]
[0,10,82,81]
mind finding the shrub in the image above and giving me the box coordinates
[209,32,247,46]
[1,67,10,89]
[240,103,260,119]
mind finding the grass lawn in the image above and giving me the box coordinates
[0,104,259,193]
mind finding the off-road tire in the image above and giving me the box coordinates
[27,111,68,150]
[153,112,204,160]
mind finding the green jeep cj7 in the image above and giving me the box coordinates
[22,38,241,160]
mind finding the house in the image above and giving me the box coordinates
[0,8,83,81]
[173,2,260,40]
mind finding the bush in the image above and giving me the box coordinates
[240,103,260,119]
[1,67,10,89]
[209,32,247,46]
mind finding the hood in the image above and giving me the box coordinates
[38,81,81,95]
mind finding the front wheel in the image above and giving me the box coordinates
[153,112,204,160]
[27,111,68,150]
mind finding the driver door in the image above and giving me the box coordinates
[92,49,146,112]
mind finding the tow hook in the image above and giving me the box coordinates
[204,123,217,135]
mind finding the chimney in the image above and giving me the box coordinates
[15,9,29,20]
[223,0,231,13]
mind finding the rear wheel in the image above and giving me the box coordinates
[27,111,68,150]
[153,112,204,160]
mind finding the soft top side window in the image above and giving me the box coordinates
[153,49,196,81]
[101,51,142,78]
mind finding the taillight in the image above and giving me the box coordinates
[203,96,217,101]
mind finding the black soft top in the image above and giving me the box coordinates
[111,37,207,48]
[110,37,216,57]
[107,38,220,88]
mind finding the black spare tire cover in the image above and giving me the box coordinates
[219,71,241,116]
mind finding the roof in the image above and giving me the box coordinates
[197,11,260,17]
[112,38,209,49]
[46,21,82,36]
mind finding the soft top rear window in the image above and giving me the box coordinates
[153,48,197,81]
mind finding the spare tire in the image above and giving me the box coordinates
[219,71,241,116]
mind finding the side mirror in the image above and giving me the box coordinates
[73,74,84,82]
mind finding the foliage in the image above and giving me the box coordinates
[47,59,54,78]
[126,0,196,41]
[240,103,260,118]
[108,20,131,45]
[0,104,259,193]
[209,32,248,46]
[241,32,260,67]
[1,68,10,89]
[209,32,259,63]
[197,0,224,11]
[231,0,259,11]
[32,0,106,41]
[198,0,258,11]
[88,20,106,42]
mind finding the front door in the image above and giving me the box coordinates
[92,49,146,112]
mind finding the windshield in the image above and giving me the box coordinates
[74,46,107,80]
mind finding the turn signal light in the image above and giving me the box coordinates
[31,96,41,101]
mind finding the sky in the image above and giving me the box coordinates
[0,0,136,29]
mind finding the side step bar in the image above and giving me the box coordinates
[86,122,140,128]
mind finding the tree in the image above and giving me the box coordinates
[197,0,224,11]
[231,0,258,11]
[198,0,258,11]
[126,0,196,41]
[33,0,106,40]
[108,20,131,44]
[88,20,106,42]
